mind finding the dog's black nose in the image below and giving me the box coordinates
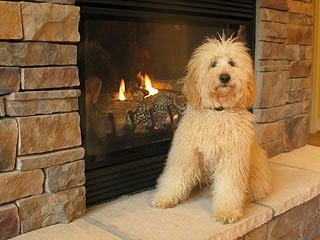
[219,73,230,84]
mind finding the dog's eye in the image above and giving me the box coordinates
[211,61,217,68]
[228,60,235,67]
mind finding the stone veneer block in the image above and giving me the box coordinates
[289,60,312,78]
[255,122,280,144]
[0,2,23,40]
[21,66,79,89]
[261,139,284,157]
[17,112,81,155]
[256,197,320,240]
[0,170,44,204]
[5,90,80,116]
[286,25,313,45]
[44,160,85,193]
[0,118,18,172]
[0,42,77,66]
[16,147,85,171]
[287,0,313,16]
[286,90,303,103]
[287,78,304,91]
[287,12,313,25]
[258,42,290,60]
[0,204,20,239]
[259,0,288,11]
[254,102,303,123]
[256,45,299,64]
[0,97,4,116]
[86,191,273,240]
[258,21,286,43]
[256,60,291,72]
[304,46,313,60]
[259,8,289,23]
[22,2,80,42]
[256,71,288,107]
[16,186,86,233]
[0,67,20,95]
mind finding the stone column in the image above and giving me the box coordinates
[0,1,85,238]
[254,0,313,156]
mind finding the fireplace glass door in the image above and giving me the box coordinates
[78,0,255,205]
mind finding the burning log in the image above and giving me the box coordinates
[95,72,186,136]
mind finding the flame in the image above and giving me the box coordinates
[118,78,126,101]
[141,73,158,98]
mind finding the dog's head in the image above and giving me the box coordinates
[183,35,256,110]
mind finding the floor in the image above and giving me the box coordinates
[11,145,320,240]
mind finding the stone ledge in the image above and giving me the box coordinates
[11,145,320,240]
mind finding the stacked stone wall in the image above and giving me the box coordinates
[255,0,313,156]
[0,1,85,239]
[239,195,320,240]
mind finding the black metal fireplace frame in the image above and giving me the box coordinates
[76,0,256,206]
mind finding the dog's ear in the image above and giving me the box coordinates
[183,69,202,110]
[244,72,257,108]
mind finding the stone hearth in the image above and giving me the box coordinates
[0,0,314,239]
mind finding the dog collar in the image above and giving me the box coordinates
[203,106,224,111]
[214,106,224,111]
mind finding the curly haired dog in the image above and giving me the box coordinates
[152,36,271,224]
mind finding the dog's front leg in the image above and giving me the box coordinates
[211,154,250,224]
[152,145,201,208]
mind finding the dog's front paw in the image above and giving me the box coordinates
[213,208,243,224]
[151,194,179,209]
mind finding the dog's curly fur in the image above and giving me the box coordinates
[152,35,271,224]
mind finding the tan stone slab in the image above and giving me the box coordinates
[0,2,23,40]
[17,147,85,171]
[16,186,86,233]
[44,160,85,193]
[289,60,312,78]
[0,67,20,94]
[21,67,79,90]
[0,97,4,116]
[5,90,81,100]
[0,170,44,204]
[259,8,289,23]
[86,191,273,240]
[287,0,313,16]
[0,118,18,171]
[269,145,320,172]
[11,219,121,240]
[17,113,81,155]
[22,2,80,42]
[0,42,77,66]
[5,90,81,116]
[258,163,320,217]
[0,204,20,239]
[260,0,288,11]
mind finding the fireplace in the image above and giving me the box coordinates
[77,0,256,205]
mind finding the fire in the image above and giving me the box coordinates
[118,73,159,101]
[118,78,126,101]
[139,72,158,98]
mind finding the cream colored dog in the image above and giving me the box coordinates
[152,36,271,224]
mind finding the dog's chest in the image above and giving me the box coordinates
[180,109,255,159]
